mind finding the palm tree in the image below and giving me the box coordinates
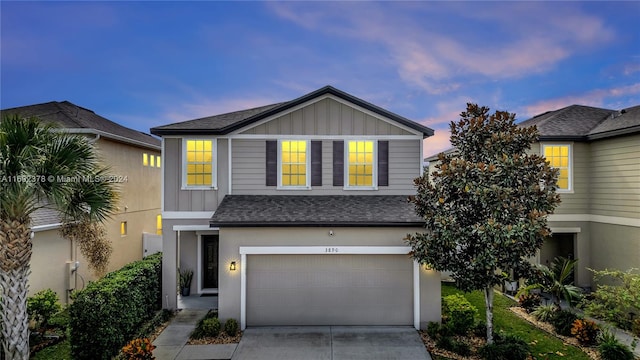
[0,114,117,360]
[518,256,582,310]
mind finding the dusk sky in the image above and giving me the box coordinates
[2,1,639,157]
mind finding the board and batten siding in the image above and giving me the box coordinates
[232,139,421,195]
[163,138,228,212]
[588,134,640,219]
[241,98,414,136]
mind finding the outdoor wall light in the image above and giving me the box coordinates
[230,261,237,271]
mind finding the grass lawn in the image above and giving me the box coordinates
[441,283,590,360]
[31,339,71,360]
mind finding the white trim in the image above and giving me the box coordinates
[228,138,233,195]
[59,128,161,151]
[182,138,218,190]
[161,138,165,212]
[172,225,219,231]
[343,140,378,191]
[413,261,420,330]
[163,211,214,220]
[419,139,424,176]
[31,223,63,232]
[548,214,640,227]
[550,227,582,234]
[238,246,418,331]
[229,134,421,140]
[277,139,311,190]
[229,94,423,137]
[541,143,573,193]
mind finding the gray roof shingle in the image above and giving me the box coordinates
[151,85,434,138]
[210,195,424,227]
[518,105,615,140]
[1,101,160,150]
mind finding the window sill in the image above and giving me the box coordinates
[181,186,218,191]
[277,186,312,190]
[343,186,378,191]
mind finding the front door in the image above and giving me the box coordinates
[202,235,219,289]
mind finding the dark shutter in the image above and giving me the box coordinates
[266,140,277,186]
[311,141,322,187]
[333,141,344,186]
[378,141,389,186]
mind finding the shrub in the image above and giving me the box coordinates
[550,309,581,336]
[531,304,556,322]
[224,318,239,336]
[597,328,635,360]
[48,307,70,330]
[479,333,530,360]
[426,321,441,338]
[442,294,477,335]
[571,319,599,346]
[582,268,639,331]
[122,338,156,360]
[518,293,541,313]
[472,321,487,338]
[191,310,221,339]
[69,252,162,360]
[632,318,640,337]
[27,289,62,331]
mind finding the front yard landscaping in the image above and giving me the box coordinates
[425,283,591,359]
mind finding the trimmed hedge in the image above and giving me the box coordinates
[69,252,162,360]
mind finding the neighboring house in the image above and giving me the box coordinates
[150,85,441,330]
[1,101,162,303]
[427,104,640,289]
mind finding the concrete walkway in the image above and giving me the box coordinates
[153,309,237,360]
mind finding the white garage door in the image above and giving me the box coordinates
[246,254,413,326]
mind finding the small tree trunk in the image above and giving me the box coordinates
[1,219,33,360]
[484,286,494,344]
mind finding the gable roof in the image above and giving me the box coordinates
[1,101,160,150]
[151,85,434,138]
[210,195,424,227]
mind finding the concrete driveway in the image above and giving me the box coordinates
[230,326,431,360]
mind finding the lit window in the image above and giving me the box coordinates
[156,156,161,168]
[347,140,375,187]
[156,215,162,235]
[143,153,148,166]
[120,221,127,236]
[543,144,571,191]
[280,140,308,187]
[150,155,155,167]
[184,139,214,187]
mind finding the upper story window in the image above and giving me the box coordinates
[143,153,161,168]
[143,153,148,166]
[183,139,216,189]
[156,214,162,235]
[542,144,571,192]
[120,221,127,236]
[346,140,376,189]
[279,140,309,188]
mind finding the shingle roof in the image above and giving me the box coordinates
[31,207,62,228]
[518,105,615,140]
[210,195,424,227]
[588,105,640,138]
[1,101,160,150]
[151,85,434,138]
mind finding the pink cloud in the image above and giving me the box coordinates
[423,130,452,160]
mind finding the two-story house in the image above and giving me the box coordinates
[427,104,639,289]
[150,86,441,330]
[518,104,639,289]
[1,101,162,303]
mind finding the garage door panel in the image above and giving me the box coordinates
[246,254,413,326]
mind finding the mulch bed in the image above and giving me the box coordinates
[420,331,485,359]
[187,332,242,345]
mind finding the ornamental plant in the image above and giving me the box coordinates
[582,268,639,333]
[407,103,561,343]
[571,319,599,346]
[27,289,61,332]
[122,338,156,360]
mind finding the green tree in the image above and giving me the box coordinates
[407,104,561,343]
[0,115,117,360]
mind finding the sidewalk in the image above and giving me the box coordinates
[153,309,237,360]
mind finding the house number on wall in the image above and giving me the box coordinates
[325,247,339,253]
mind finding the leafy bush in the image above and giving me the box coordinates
[550,309,581,336]
[582,268,640,332]
[69,252,162,360]
[48,307,70,330]
[571,319,599,346]
[479,333,530,360]
[472,320,487,338]
[121,338,155,360]
[442,294,477,335]
[426,321,441,338]
[27,289,62,331]
[224,318,239,336]
[633,318,640,337]
[531,304,556,322]
[435,335,471,356]
[517,293,541,313]
[597,328,635,360]
[191,310,221,339]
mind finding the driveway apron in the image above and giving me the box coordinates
[230,326,431,360]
